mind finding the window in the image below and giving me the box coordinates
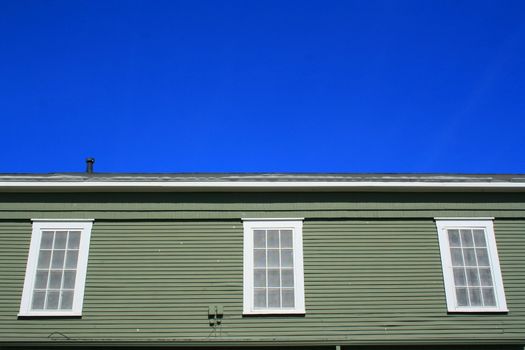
[19,220,93,316]
[243,219,305,315]
[435,219,507,312]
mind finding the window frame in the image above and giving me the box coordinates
[18,219,94,317]
[435,218,507,313]
[242,218,305,315]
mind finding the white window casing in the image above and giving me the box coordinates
[435,219,507,313]
[243,219,305,315]
[19,220,94,317]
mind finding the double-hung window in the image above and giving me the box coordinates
[19,220,93,316]
[243,219,305,315]
[435,218,507,312]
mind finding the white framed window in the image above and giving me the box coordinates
[243,219,305,315]
[19,219,94,317]
[435,218,507,312]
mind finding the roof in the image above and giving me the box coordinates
[0,173,525,192]
[0,172,525,183]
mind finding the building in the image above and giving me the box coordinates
[0,172,524,349]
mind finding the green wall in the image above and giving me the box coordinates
[0,192,524,347]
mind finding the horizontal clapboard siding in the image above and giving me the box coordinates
[0,192,524,347]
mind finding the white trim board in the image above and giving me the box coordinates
[31,219,95,222]
[1,180,525,192]
[242,218,305,222]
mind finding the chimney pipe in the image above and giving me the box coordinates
[86,158,95,174]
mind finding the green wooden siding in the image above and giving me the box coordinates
[0,192,524,347]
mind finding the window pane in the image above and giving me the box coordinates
[461,229,474,247]
[466,268,480,286]
[34,270,49,289]
[453,268,466,286]
[267,249,280,268]
[65,250,79,269]
[469,288,482,306]
[63,270,76,289]
[254,270,266,288]
[282,269,294,287]
[37,250,51,269]
[41,232,54,249]
[51,250,65,269]
[267,230,279,248]
[482,288,496,306]
[268,269,280,287]
[31,291,46,310]
[46,291,60,309]
[268,289,280,308]
[476,248,490,266]
[281,249,293,268]
[68,231,81,249]
[49,270,63,289]
[54,231,67,249]
[473,229,486,246]
[254,230,266,248]
[479,268,493,286]
[282,289,295,308]
[450,248,464,266]
[448,230,460,247]
[463,249,476,266]
[281,230,293,248]
[254,289,266,308]
[254,250,266,268]
[456,287,469,306]
[60,291,74,310]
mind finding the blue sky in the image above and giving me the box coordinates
[0,1,524,173]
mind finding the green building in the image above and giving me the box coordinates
[0,173,524,350]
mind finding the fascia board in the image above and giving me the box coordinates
[1,181,525,192]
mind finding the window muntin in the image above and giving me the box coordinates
[253,228,295,309]
[436,219,507,312]
[19,220,93,316]
[243,219,305,315]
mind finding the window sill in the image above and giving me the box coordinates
[243,309,305,316]
[18,311,82,317]
[447,307,509,313]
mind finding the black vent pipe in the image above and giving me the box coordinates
[86,158,95,174]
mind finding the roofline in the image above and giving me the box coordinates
[1,180,525,192]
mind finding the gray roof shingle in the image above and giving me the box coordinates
[0,172,524,183]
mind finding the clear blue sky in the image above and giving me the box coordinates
[1,1,524,173]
